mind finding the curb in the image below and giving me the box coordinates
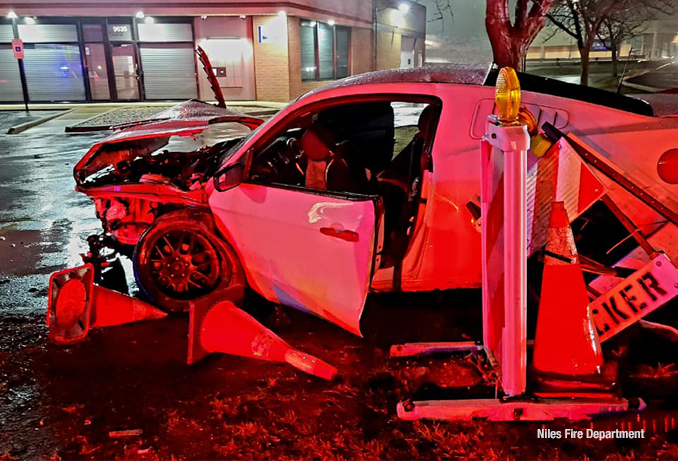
[64,106,129,133]
[241,108,279,116]
[621,81,659,93]
[6,109,74,135]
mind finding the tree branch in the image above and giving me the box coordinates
[546,13,580,40]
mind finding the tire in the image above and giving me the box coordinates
[133,211,244,313]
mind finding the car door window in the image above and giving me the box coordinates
[249,100,437,188]
[247,97,440,267]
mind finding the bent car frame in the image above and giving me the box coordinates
[74,64,678,337]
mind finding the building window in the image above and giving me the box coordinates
[300,19,350,81]
[300,21,317,80]
[17,23,86,102]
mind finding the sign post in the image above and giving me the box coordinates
[10,21,29,112]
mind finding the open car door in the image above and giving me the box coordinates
[209,183,381,336]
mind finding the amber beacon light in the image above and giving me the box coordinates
[495,67,521,124]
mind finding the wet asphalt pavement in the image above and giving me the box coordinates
[0,112,105,315]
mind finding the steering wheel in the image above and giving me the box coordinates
[286,137,304,165]
[251,137,304,184]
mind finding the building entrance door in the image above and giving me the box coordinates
[111,43,140,100]
[400,36,415,69]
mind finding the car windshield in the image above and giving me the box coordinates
[216,112,278,167]
[217,130,255,165]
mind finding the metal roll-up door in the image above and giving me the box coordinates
[0,24,14,42]
[0,25,24,102]
[140,45,197,100]
[0,47,23,102]
[23,44,86,101]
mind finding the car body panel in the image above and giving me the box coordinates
[209,183,378,336]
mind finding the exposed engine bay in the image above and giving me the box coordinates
[77,134,245,248]
[77,136,241,191]
[73,100,262,248]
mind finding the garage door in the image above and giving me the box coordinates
[0,25,23,102]
[0,47,23,102]
[23,44,86,102]
[140,45,197,100]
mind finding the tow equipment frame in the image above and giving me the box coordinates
[393,68,674,422]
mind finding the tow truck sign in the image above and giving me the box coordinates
[592,254,678,342]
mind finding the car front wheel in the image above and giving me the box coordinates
[133,211,244,313]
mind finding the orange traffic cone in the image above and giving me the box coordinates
[188,296,337,381]
[47,263,167,345]
[532,202,603,377]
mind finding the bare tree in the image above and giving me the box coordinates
[486,0,555,71]
[429,0,454,31]
[547,0,674,86]
[597,13,647,77]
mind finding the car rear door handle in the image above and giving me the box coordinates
[319,227,359,242]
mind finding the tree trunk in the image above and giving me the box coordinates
[485,0,552,72]
[486,25,524,71]
[493,40,525,71]
[580,47,590,86]
[610,40,618,78]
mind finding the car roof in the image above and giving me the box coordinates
[302,63,493,98]
[485,70,654,117]
[302,64,654,117]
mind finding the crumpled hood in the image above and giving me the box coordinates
[74,100,263,186]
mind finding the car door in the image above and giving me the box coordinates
[209,183,381,337]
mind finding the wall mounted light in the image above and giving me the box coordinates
[6,11,17,19]
[144,16,155,24]
[24,16,35,24]
[328,19,335,26]
[135,11,145,19]
[398,3,410,14]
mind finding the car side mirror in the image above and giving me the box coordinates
[213,163,244,192]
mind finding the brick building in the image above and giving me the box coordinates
[0,0,426,103]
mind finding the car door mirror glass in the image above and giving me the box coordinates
[214,163,243,192]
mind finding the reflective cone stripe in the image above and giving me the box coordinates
[192,300,336,380]
[283,349,337,381]
[533,202,604,377]
[527,138,605,255]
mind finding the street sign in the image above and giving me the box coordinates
[12,39,24,60]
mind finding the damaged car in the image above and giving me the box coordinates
[75,64,678,337]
